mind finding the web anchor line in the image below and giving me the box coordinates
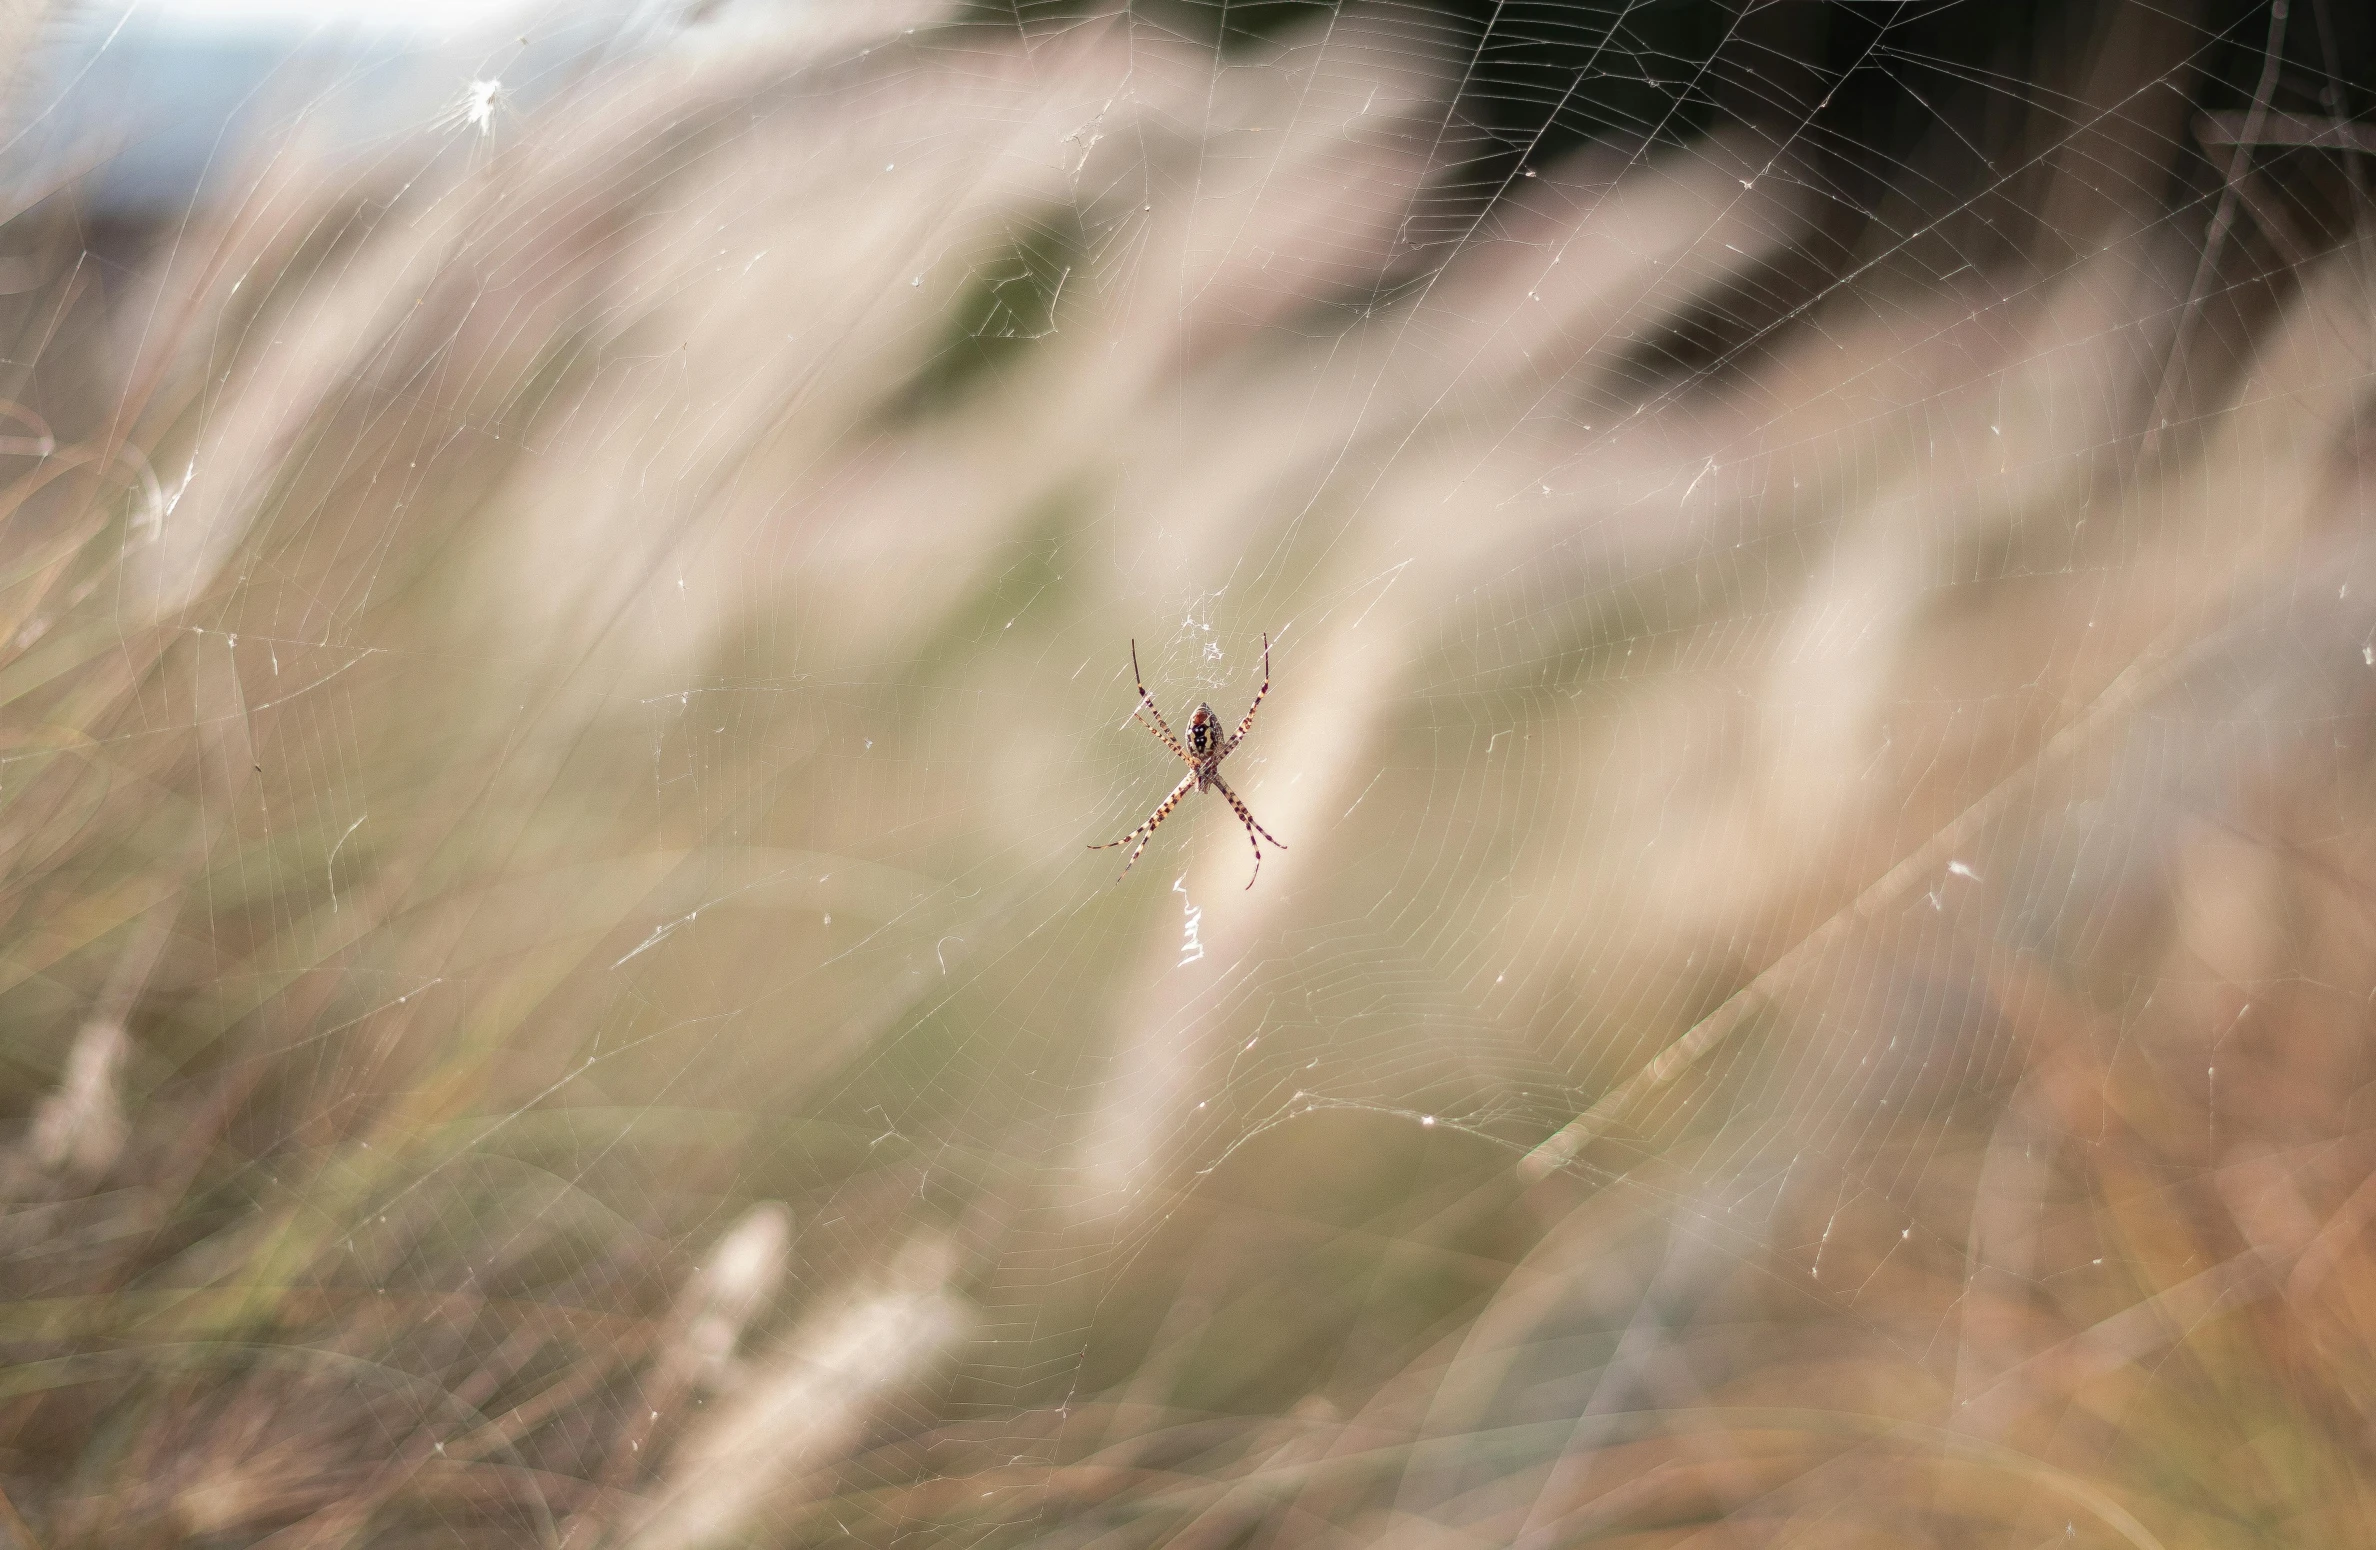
[1521,590,2255,1182]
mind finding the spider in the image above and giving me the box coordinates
[1091,634,1285,889]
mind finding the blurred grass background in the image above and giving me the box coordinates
[3,0,2376,1544]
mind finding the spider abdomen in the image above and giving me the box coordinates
[1187,704,1222,760]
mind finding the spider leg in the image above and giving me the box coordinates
[1207,773,1284,889]
[1228,632,1271,751]
[1088,770,1199,882]
[1126,640,1194,765]
[1133,707,1192,765]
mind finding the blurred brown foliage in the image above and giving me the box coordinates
[2,3,2375,1546]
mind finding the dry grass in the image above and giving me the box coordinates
[0,3,2373,1545]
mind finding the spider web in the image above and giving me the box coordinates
[3,0,2375,1544]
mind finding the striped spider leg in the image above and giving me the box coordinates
[1090,633,1286,888]
[1226,631,1271,752]
[1124,639,1189,762]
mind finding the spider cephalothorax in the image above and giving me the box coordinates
[1091,638,1284,888]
